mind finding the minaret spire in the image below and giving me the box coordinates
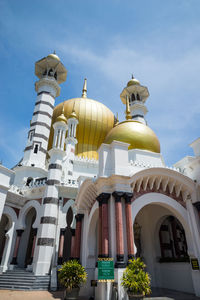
[126,96,132,120]
[82,78,87,98]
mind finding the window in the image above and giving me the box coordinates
[34,144,39,154]
[159,216,188,262]
[29,130,34,141]
[136,93,140,100]
[131,93,135,102]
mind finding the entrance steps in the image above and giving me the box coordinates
[0,268,50,290]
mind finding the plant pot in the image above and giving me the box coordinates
[65,287,80,300]
[127,291,144,300]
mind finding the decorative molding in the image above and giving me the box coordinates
[46,179,60,186]
[96,193,111,204]
[30,121,51,131]
[75,214,84,222]
[112,191,124,202]
[43,197,58,205]
[48,163,62,170]
[33,110,52,119]
[37,237,54,247]
[40,216,57,224]
[34,133,48,141]
[35,99,54,110]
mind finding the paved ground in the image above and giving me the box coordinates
[0,288,199,300]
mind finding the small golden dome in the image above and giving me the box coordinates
[49,97,115,160]
[47,53,60,61]
[104,120,160,153]
[127,76,140,87]
[55,113,67,124]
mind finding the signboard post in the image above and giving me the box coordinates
[98,258,114,282]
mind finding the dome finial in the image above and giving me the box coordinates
[55,102,67,124]
[126,96,132,120]
[53,50,56,54]
[132,74,134,79]
[69,101,78,119]
[114,112,119,126]
[82,78,87,98]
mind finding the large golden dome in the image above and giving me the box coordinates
[104,120,160,153]
[49,97,115,160]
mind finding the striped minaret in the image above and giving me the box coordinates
[33,111,68,275]
[22,53,67,168]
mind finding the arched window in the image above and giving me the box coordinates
[136,93,140,100]
[159,216,188,262]
[48,68,54,77]
[26,177,33,186]
[131,94,135,102]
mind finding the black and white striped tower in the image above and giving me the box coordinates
[33,110,68,275]
[22,53,67,168]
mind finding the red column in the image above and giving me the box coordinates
[112,192,126,268]
[70,228,75,259]
[11,229,24,265]
[74,214,84,260]
[101,194,110,258]
[124,193,135,260]
[30,228,37,264]
[58,228,66,264]
[98,202,102,257]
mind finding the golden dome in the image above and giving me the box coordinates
[55,113,67,124]
[127,77,140,87]
[104,120,160,153]
[49,97,115,160]
[47,53,60,61]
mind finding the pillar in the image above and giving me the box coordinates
[70,229,76,259]
[11,229,24,265]
[112,192,126,267]
[74,214,84,260]
[124,192,134,260]
[98,200,102,258]
[97,193,110,258]
[58,228,66,264]
[30,228,37,264]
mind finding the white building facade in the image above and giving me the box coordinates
[0,54,200,299]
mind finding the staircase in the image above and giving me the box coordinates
[0,268,50,290]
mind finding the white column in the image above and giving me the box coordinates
[186,198,200,296]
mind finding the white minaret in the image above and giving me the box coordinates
[22,53,67,168]
[65,102,79,178]
[33,110,68,275]
[120,75,149,125]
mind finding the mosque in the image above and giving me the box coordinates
[0,53,200,299]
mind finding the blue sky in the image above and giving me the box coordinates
[1,0,200,168]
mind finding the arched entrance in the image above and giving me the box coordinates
[132,194,194,294]
[17,207,36,268]
[0,215,10,264]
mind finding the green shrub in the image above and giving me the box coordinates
[121,258,151,296]
[58,260,87,291]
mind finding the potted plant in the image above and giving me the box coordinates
[58,259,87,300]
[121,258,151,300]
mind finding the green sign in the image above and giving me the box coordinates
[98,258,114,281]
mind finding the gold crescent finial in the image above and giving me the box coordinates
[82,78,87,98]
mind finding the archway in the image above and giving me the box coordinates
[17,207,36,268]
[132,194,194,294]
[0,215,10,264]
